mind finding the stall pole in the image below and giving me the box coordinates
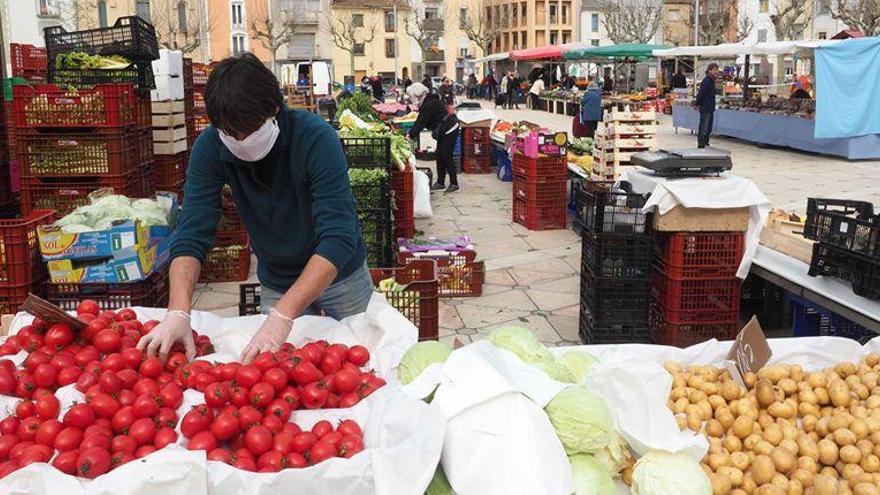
[743,54,751,100]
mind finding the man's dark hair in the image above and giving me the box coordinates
[706,63,719,74]
[205,53,283,137]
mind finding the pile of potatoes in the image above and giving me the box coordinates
[666,354,880,495]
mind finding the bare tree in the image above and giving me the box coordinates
[599,0,663,44]
[460,7,501,74]
[831,0,880,36]
[55,0,98,31]
[769,0,808,40]
[737,15,755,41]
[251,4,298,75]
[326,12,377,78]
[404,0,444,79]
[151,0,213,54]
[700,11,729,45]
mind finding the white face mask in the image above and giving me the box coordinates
[218,117,280,162]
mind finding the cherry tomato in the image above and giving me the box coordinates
[278,387,301,409]
[0,369,16,395]
[16,416,40,441]
[319,353,342,375]
[0,417,19,436]
[228,383,249,408]
[301,343,323,366]
[132,378,159,397]
[339,435,364,458]
[18,444,53,466]
[244,426,272,456]
[251,353,279,373]
[79,434,111,451]
[57,366,82,387]
[120,348,144,369]
[164,352,187,372]
[257,450,286,472]
[311,420,333,438]
[287,452,308,468]
[232,455,256,471]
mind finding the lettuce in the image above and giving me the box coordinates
[631,450,711,495]
[570,454,616,495]
[398,341,453,385]
[559,351,598,383]
[488,326,553,364]
[424,465,453,495]
[544,386,613,455]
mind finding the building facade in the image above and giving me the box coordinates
[484,0,579,53]
[1,0,63,76]
[661,0,694,46]
[578,0,610,47]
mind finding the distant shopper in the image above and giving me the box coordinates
[486,72,498,100]
[467,73,478,99]
[671,70,688,89]
[360,76,371,95]
[439,77,455,106]
[790,81,811,99]
[402,74,413,90]
[406,83,460,194]
[529,77,545,109]
[371,76,385,101]
[602,76,613,93]
[422,74,433,89]
[575,79,601,138]
[498,73,509,108]
[507,72,520,109]
[695,63,719,148]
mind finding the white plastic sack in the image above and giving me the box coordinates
[413,169,433,219]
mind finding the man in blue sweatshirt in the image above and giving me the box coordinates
[695,63,719,148]
[137,54,371,364]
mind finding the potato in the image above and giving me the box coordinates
[752,455,777,485]
[798,455,818,473]
[672,397,689,414]
[719,466,745,486]
[783,424,800,441]
[803,415,818,433]
[725,434,744,453]
[830,380,852,408]
[829,414,852,432]
[836,362,857,378]
[756,484,785,495]
[841,445,863,464]
[811,474,839,495]
[791,365,805,382]
[710,394,728,411]
[853,483,880,495]
[756,440,775,456]
[860,454,880,473]
[676,414,688,430]
[764,424,784,446]
[710,437,726,454]
[835,428,858,447]
[760,365,791,384]
[703,381,721,396]
[798,435,820,461]
[759,413,776,430]
[688,374,706,389]
[731,451,751,471]
[770,447,797,474]
[744,372,758,389]
[791,468,813,487]
[769,402,796,420]
[779,378,798,396]
[809,372,829,389]
[866,353,880,367]
[690,389,709,404]
[757,379,778,407]
[731,490,747,495]
[787,479,804,495]
[781,439,800,457]
[866,395,880,410]
[815,388,831,406]
[863,372,879,390]
[850,419,869,440]
[688,411,703,431]
[843,463,866,481]
[819,466,839,478]
[745,433,763,451]
[702,463,714,477]
[706,419,725,438]
[818,439,839,465]
[856,440,874,459]
[712,472,734,495]
[816,417,831,437]
[850,473,876,487]
[719,411,737,430]
[698,401,715,421]
[771,473,789,490]
[709,453,732,470]
[722,380,742,401]
[672,375,687,389]
[853,384,870,400]
[734,415,756,438]
[799,403,822,419]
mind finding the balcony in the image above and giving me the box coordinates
[425,50,445,63]
[280,0,320,24]
[424,18,444,32]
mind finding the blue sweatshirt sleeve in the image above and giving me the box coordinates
[169,131,225,263]
[305,123,360,272]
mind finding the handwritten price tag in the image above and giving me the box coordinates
[725,316,772,387]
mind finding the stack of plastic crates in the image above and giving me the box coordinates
[788,294,876,343]
[649,232,745,347]
[183,58,197,148]
[461,126,492,173]
[0,210,56,314]
[47,265,170,311]
[804,198,880,300]
[199,186,250,283]
[342,137,394,268]
[391,169,414,240]
[10,44,47,81]
[191,63,210,139]
[576,180,653,344]
[512,152,567,230]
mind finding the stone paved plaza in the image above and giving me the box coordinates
[193,104,880,345]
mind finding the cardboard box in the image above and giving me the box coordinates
[151,49,183,76]
[154,138,188,155]
[152,126,187,143]
[151,100,185,114]
[759,211,814,264]
[150,74,185,101]
[151,112,186,128]
[653,205,750,232]
[47,240,168,284]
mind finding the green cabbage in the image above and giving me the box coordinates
[570,454,616,495]
[424,465,453,495]
[544,386,613,455]
[398,341,453,385]
[593,431,632,474]
[60,224,96,234]
[559,351,598,382]
[488,326,553,364]
[535,359,576,383]
[54,194,170,231]
[631,451,711,495]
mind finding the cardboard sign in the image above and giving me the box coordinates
[725,316,772,386]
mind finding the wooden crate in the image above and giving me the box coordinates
[599,122,658,136]
[154,138,188,155]
[153,126,187,143]
[151,100,185,114]
[603,108,656,123]
[593,135,657,149]
[152,112,186,128]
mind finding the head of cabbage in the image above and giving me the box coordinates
[570,454,616,495]
[488,326,553,364]
[558,351,598,383]
[593,431,632,475]
[544,386,613,455]
[631,450,711,495]
[425,465,453,495]
[397,341,452,385]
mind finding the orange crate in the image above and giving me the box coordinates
[649,303,739,347]
[513,198,566,231]
[462,155,491,174]
[371,259,438,340]
[398,249,484,297]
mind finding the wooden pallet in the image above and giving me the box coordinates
[153,125,187,143]
[151,100,185,114]
[593,135,657,149]
[599,122,658,136]
[603,108,656,123]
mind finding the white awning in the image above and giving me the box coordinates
[473,52,509,63]
[653,40,845,58]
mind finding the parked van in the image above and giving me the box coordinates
[280,61,334,97]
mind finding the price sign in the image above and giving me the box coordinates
[725,316,772,387]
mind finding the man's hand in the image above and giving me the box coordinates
[136,310,195,362]
[241,309,293,364]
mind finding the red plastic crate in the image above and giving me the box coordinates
[371,259,439,340]
[200,237,251,283]
[139,160,156,197]
[649,303,740,347]
[138,128,153,166]
[513,198,566,231]
[10,44,47,78]
[462,141,492,157]
[398,249,484,297]
[462,126,490,144]
[0,281,43,315]
[0,209,55,286]
[512,177,566,206]
[16,128,141,177]
[391,169,414,240]
[654,232,745,279]
[462,155,491,174]
[13,84,137,128]
[155,151,187,187]
[46,266,169,312]
[512,152,567,182]
[652,263,741,322]
[20,171,142,216]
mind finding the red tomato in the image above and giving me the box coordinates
[0,369,15,395]
[49,353,75,369]
[120,348,143,368]
[23,351,51,372]
[346,346,370,367]
[77,447,111,479]
[261,415,283,434]
[34,419,64,447]
[154,427,178,449]
[89,393,121,419]
[35,394,60,420]
[18,444,53,466]
[155,408,178,429]
[138,357,163,379]
[76,300,100,316]
[265,399,291,422]
[210,413,240,441]
[216,363,240,382]
[134,445,157,458]
[249,382,275,408]
[290,432,317,454]
[164,353,187,372]
[192,372,216,391]
[311,420,333,438]
[339,436,364,458]
[206,448,231,463]
[117,389,137,407]
[0,434,17,459]
[232,456,257,471]
[228,384,249,408]
[111,406,137,435]
[319,353,342,375]
[111,434,137,454]
[44,324,74,351]
[332,369,360,394]
[234,365,262,388]
[278,387,300,409]
[180,405,212,439]
[321,431,343,448]
[16,416,40,441]
[271,431,294,454]
[282,422,302,437]
[301,381,329,409]
[93,330,122,354]
[257,450,287,472]
[0,417,19,436]
[142,320,160,335]
[251,353,279,373]
[309,441,338,464]
[291,361,322,386]
[75,372,98,393]
[132,378,159,397]
[57,366,82,386]
[97,371,123,396]
[186,431,217,451]
[117,308,137,322]
[326,343,349,361]
[237,406,262,431]
[159,383,183,410]
[128,418,156,446]
[287,452,307,468]
[302,343,323,366]
[262,368,287,393]
[84,423,112,438]
[79,434,111,451]
[244,426,272,456]
[14,373,36,399]
[131,394,160,419]
[54,426,83,452]
[111,451,135,467]
[51,449,79,474]
[63,403,95,429]
[204,382,229,409]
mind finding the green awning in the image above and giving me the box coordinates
[563,43,670,60]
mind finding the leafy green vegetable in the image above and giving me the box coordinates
[570,454,617,495]
[337,91,378,122]
[558,351,598,383]
[55,52,131,70]
[631,450,712,495]
[424,465,453,495]
[398,341,453,385]
[544,386,613,455]
[488,326,553,364]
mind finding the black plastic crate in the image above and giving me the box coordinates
[573,180,651,235]
[359,209,395,268]
[804,198,874,240]
[580,269,651,323]
[44,16,160,61]
[804,210,879,260]
[579,308,651,344]
[809,242,880,299]
[239,283,261,316]
[48,62,156,90]
[341,137,392,169]
[581,231,652,279]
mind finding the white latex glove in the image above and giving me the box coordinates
[241,308,293,364]
[136,310,195,362]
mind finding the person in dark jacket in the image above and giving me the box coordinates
[406,83,460,193]
[575,79,601,138]
[695,63,719,148]
[671,70,688,89]
[422,74,433,89]
[507,72,520,109]
[371,76,385,101]
[438,77,455,106]
[136,53,371,364]
[486,73,497,100]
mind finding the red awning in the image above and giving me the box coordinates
[510,45,564,61]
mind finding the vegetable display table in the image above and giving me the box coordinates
[672,105,880,160]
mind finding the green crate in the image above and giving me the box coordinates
[3,77,28,101]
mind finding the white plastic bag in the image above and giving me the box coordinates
[413,169,433,219]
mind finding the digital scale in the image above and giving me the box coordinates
[631,148,733,176]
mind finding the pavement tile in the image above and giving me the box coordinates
[547,315,580,342]
[525,289,580,312]
[455,304,532,328]
[438,301,463,330]
[466,289,537,311]
[530,275,580,295]
[193,290,240,311]
[508,268,571,287]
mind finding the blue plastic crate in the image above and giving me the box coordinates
[493,147,512,182]
[788,293,876,342]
